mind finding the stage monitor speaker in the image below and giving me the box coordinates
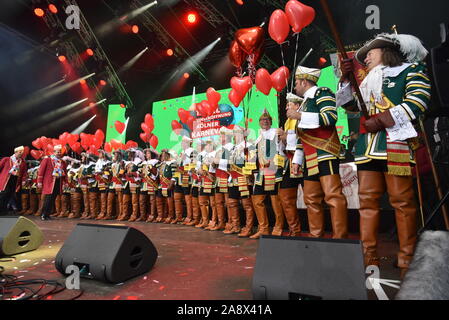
[396,231,449,300]
[55,223,158,284]
[252,236,367,300]
[0,216,43,256]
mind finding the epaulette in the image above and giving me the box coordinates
[315,87,331,97]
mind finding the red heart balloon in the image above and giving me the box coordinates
[229,89,244,107]
[201,100,213,117]
[144,113,154,133]
[110,139,121,150]
[178,108,189,124]
[271,66,290,92]
[32,139,42,150]
[228,40,248,68]
[141,122,150,133]
[30,150,43,160]
[255,68,273,95]
[115,121,125,134]
[149,135,159,150]
[94,129,105,144]
[126,140,138,150]
[104,142,112,153]
[206,87,221,107]
[235,27,265,55]
[230,76,253,98]
[301,2,316,28]
[268,9,290,44]
[285,0,306,33]
[140,132,148,143]
[171,120,183,135]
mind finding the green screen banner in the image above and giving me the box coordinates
[106,104,127,143]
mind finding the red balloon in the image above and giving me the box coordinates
[30,150,43,160]
[285,0,305,33]
[104,142,112,153]
[93,137,102,149]
[228,89,244,107]
[89,145,98,156]
[301,2,316,28]
[235,27,265,55]
[110,139,121,150]
[268,9,290,44]
[255,68,273,95]
[149,135,159,149]
[144,114,154,133]
[115,121,125,134]
[72,142,82,154]
[206,87,221,107]
[125,140,138,150]
[95,129,105,144]
[23,146,30,158]
[228,40,247,68]
[178,108,190,124]
[271,66,290,92]
[200,100,214,117]
[141,122,150,133]
[139,132,149,143]
[171,120,183,134]
[32,139,42,150]
[230,76,253,98]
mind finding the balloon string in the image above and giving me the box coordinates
[290,33,300,93]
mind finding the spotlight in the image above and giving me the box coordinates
[86,49,94,56]
[120,104,126,108]
[89,102,95,107]
[48,4,58,14]
[131,25,139,34]
[183,73,190,79]
[99,80,107,86]
[186,12,198,24]
[318,57,327,66]
[80,79,87,85]
[166,49,174,56]
[34,8,45,17]
[58,55,66,62]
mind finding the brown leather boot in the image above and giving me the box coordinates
[223,198,241,234]
[146,195,156,222]
[186,196,200,226]
[155,196,165,222]
[304,180,325,238]
[136,193,148,221]
[128,193,140,222]
[34,193,45,216]
[384,173,418,271]
[68,192,82,219]
[172,192,184,224]
[278,187,301,236]
[270,194,285,236]
[164,196,175,223]
[80,191,90,219]
[86,191,98,219]
[320,174,348,239]
[196,195,210,228]
[211,193,226,231]
[250,195,270,239]
[25,193,38,215]
[118,193,131,221]
[238,197,255,237]
[18,192,29,215]
[358,171,386,266]
[51,195,61,217]
[103,192,116,220]
[182,194,193,225]
[96,192,108,220]
[205,195,217,230]
[115,190,123,220]
[57,194,70,218]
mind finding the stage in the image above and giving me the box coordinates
[0,213,403,300]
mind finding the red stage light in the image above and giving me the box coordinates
[89,102,95,107]
[131,25,139,34]
[120,104,126,108]
[166,49,174,56]
[235,0,244,5]
[186,12,198,24]
[183,73,190,79]
[79,79,86,85]
[58,55,66,62]
[48,4,58,14]
[99,80,107,86]
[318,57,327,66]
[86,49,94,56]
[34,8,45,17]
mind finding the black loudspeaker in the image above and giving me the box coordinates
[0,216,43,256]
[396,231,449,300]
[430,23,449,115]
[55,223,158,283]
[252,236,367,300]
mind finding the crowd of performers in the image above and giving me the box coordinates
[0,33,431,277]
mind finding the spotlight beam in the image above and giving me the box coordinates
[5,73,95,116]
[118,47,149,74]
[71,115,97,134]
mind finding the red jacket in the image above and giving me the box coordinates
[0,156,27,192]
[37,157,67,195]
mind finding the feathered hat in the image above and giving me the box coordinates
[356,33,428,65]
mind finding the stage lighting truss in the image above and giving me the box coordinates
[59,0,134,109]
